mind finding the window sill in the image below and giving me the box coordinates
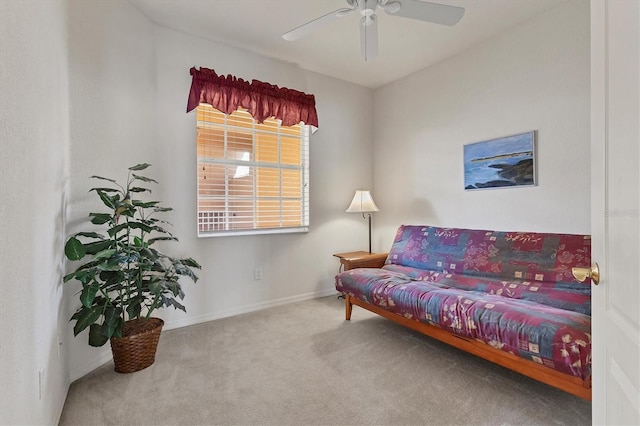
[198,226,309,238]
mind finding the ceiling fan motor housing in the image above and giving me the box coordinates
[361,0,377,15]
[360,0,379,26]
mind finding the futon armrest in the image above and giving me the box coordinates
[344,253,388,269]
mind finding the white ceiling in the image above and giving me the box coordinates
[128,0,567,89]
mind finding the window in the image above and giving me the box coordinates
[196,104,310,237]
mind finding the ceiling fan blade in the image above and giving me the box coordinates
[360,14,378,61]
[385,0,465,26]
[282,7,355,41]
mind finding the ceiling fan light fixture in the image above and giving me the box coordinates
[362,14,376,26]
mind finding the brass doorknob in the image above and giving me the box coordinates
[572,263,600,285]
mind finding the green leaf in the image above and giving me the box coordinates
[88,187,120,193]
[151,260,167,273]
[147,236,178,245]
[101,307,122,339]
[181,257,202,269]
[132,174,158,184]
[116,207,136,221]
[83,240,113,255]
[153,207,173,213]
[165,297,186,312]
[151,225,173,236]
[65,237,86,261]
[88,323,109,347]
[73,259,102,272]
[107,223,127,237]
[131,222,154,233]
[90,213,112,225]
[75,232,106,240]
[96,190,116,209]
[132,200,159,208]
[164,280,181,297]
[148,280,163,295]
[102,281,125,294]
[93,248,117,261]
[129,186,151,193]
[96,259,122,271]
[143,249,160,262]
[80,282,100,308]
[126,301,142,319]
[99,270,125,288]
[63,269,94,284]
[90,175,117,183]
[63,272,75,283]
[129,163,151,171]
[133,236,144,247]
[72,305,103,336]
[174,262,198,282]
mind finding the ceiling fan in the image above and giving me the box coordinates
[282,0,465,61]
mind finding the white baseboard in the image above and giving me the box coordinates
[54,377,72,424]
[163,287,338,330]
[68,349,113,383]
[66,288,336,383]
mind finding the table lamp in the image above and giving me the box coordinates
[346,190,379,253]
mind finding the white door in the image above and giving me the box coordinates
[591,1,640,424]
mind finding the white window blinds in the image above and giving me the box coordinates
[196,104,310,237]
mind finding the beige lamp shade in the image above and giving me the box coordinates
[346,190,379,213]
[346,190,379,253]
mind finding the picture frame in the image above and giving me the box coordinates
[463,131,536,190]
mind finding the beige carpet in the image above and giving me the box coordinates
[59,296,591,425]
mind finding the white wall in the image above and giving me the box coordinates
[63,6,374,381]
[150,27,374,328]
[66,0,157,380]
[372,0,591,251]
[0,0,70,424]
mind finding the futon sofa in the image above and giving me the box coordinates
[335,225,592,400]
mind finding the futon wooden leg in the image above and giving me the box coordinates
[345,294,353,320]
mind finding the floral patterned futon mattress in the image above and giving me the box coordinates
[335,225,592,380]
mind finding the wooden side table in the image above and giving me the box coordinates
[333,251,388,272]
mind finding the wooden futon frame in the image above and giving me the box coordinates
[344,293,591,400]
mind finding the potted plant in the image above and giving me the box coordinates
[64,163,201,373]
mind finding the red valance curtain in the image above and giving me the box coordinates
[186,67,318,128]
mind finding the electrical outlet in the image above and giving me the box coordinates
[254,268,263,280]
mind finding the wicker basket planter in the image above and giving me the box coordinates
[110,318,164,373]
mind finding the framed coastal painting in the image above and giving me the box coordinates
[463,131,536,190]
